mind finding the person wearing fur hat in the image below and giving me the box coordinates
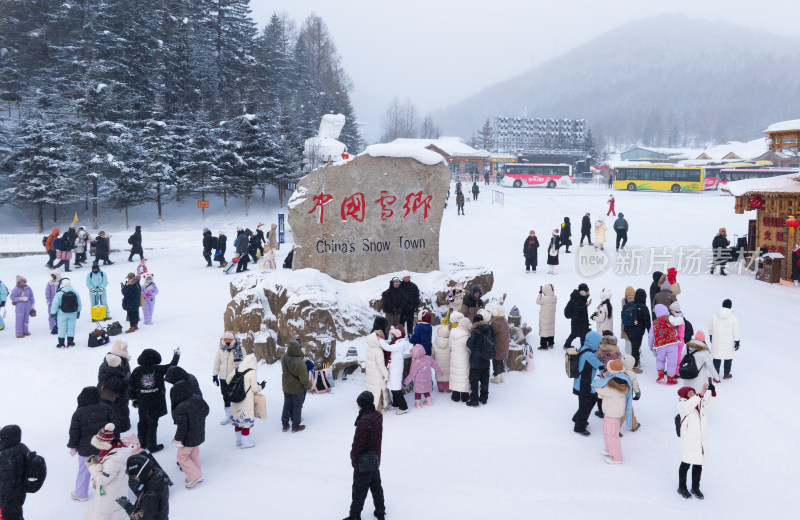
[45,269,61,333]
[449,316,472,402]
[409,310,433,356]
[592,359,632,463]
[708,299,740,379]
[67,387,112,501]
[0,424,33,520]
[399,272,419,334]
[94,230,114,265]
[140,273,158,325]
[572,331,604,436]
[536,284,557,350]
[620,355,641,431]
[50,277,82,348]
[523,230,540,273]
[710,227,730,275]
[280,340,312,432]
[225,353,264,449]
[459,284,485,321]
[344,391,385,520]
[87,262,112,320]
[676,383,717,499]
[215,230,228,268]
[489,305,510,383]
[560,217,572,253]
[9,275,35,338]
[202,228,215,267]
[381,277,404,329]
[649,304,680,385]
[432,320,452,393]
[580,212,593,246]
[380,326,411,413]
[212,331,243,424]
[679,331,720,391]
[563,283,591,349]
[365,318,390,412]
[466,310,495,406]
[613,213,628,251]
[120,273,141,333]
[547,229,561,274]
[127,225,144,263]
[446,283,465,316]
[115,453,171,519]
[171,380,210,488]
[591,288,613,334]
[98,340,133,433]
[84,423,134,520]
[594,218,608,251]
[0,278,8,331]
[129,348,181,453]
[404,344,444,408]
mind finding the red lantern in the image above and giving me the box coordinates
[786,215,799,229]
[749,196,764,210]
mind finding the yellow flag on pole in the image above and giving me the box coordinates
[71,212,79,227]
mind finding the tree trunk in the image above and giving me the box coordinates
[201,189,205,220]
[157,185,162,224]
[262,186,265,202]
[92,177,98,229]
[224,190,228,216]
[279,184,284,208]
[37,202,44,233]
[125,206,129,229]
[53,204,57,222]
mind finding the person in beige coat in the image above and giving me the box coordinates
[448,317,471,402]
[594,219,608,250]
[365,328,389,412]
[489,305,511,384]
[536,284,557,350]
[433,322,451,392]
[212,331,243,425]
[226,353,263,449]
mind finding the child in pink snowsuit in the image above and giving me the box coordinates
[404,344,443,408]
[141,273,159,325]
[592,359,631,464]
[9,275,35,338]
[669,301,686,373]
[649,304,680,385]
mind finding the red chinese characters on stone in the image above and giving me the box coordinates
[374,191,397,221]
[402,191,433,219]
[308,192,334,223]
[341,193,366,222]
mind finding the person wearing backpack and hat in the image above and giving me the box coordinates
[44,227,60,268]
[50,277,82,348]
[466,310,495,407]
[676,382,717,499]
[343,391,385,520]
[115,452,170,519]
[129,348,181,453]
[225,352,264,449]
[45,269,61,333]
[212,331,243,425]
[67,386,112,502]
[202,228,215,267]
[679,331,720,392]
[171,380,210,488]
[536,284,557,350]
[592,358,632,464]
[85,423,134,520]
[281,340,312,433]
[98,340,133,433]
[708,299,740,380]
[0,424,33,520]
[87,262,112,321]
[572,331,603,436]
[121,273,141,334]
[409,310,433,356]
[141,273,158,325]
[9,275,35,339]
[127,226,144,263]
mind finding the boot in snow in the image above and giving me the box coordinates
[220,407,231,425]
[677,487,692,499]
[656,370,665,383]
[235,431,242,447]
[446,381,451,392]
[667,375,678,385]
[414,400,421,409]
[57,337,66,348]
[239,434,255,449]
[691,488,704,500]
[490,375,502,384]
[425,396,432,406]
[465,400,479,407]
[67,336,75,347]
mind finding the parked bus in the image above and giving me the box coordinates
[613,164,703,192]
[500,163,572,188]
[704,168,798,189]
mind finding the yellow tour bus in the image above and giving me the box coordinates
[612,164,704,193]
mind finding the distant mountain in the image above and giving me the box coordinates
[432,14,800,149]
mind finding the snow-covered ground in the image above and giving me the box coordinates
[1,183,798,519]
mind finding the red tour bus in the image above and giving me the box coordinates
[500,163,573,188]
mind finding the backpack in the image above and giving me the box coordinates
[127,235,134,245]
[563,301,573,320]
[210,236,218,249]
[683,318,694,344]
[621,301,638,327]
[88,327,110,348]
[60,291,79,313]
[678,348,700,380]
[565,347,584,378]
[311,370,332,394]
[675,413,688,437]
[24,451,47,493]
[225,368,253,403]
[233,235,241,248]
[42,236,47,247]
[54,238,61,250]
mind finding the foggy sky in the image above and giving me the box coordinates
[249,0,800,142]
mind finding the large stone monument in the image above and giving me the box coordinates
[288,144,451,282]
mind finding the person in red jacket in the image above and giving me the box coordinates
[607,195,616,216]
[343,392,385,520]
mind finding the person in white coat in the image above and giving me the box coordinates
[676,383,717,500]
[448,317,472,402]
[432,320,451,392]
[707,299,740,379]
[365,319,390,412]
[84,423,134,520]
[226,353,264,449]
[212,331,243,425]
[536,284,557,350]
[380,325,411,414]
[591,288,613,334]
[594,219,608,250]
[679,331,720,391]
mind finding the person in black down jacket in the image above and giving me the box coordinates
[116,453,170,520]
[622,289,651,372]
[381,277,404,329]
[95,231,114,265]
[563,283,591,349]
[249,225,266,263]
[171,381,209,489]
[344,391,385,520]
[0,425,31,520]
[235,228,251,272]
[121,273,141,333]
[98,340,133,432]
[127,225,143,262]
[399,272,419,333]
[67,386,112,501]
[165,366,202,404]
[580,213,593,246]
[560,217,572,253]
[523,230,539,273]
[202,228,215,267]
[129,348,181,453]
[459,284,484,321]
[710,227,731,275]
[215,231,228,268]
[466,311,496,407]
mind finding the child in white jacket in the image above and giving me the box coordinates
[380,326,411,415]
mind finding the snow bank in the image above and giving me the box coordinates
[364,143,445,166]
[764,119,800,133]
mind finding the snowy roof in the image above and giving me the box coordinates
[721,172,800,196]
[390,137,491,159]
[364,143,445,166]
[764,119,800,133]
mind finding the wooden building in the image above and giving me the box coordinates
[764,119,800,155]
[723,172,800,280]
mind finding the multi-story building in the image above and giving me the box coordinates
[493,117,586,154]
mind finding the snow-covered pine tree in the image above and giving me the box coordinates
[208,0,257,118]
[137,119,178,223]
[475,118,494,151]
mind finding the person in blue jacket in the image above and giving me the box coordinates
[86,262,111,320]
[409,310,433,356]
[0,278,8,331]
[50,278,82,348]
[572,331,603,436]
